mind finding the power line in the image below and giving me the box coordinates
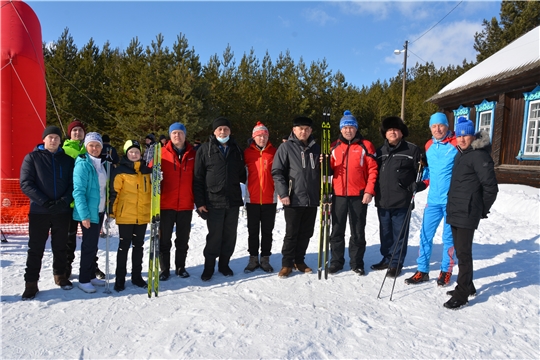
[410,1,463,45]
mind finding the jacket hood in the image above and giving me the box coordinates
[34,144,65,155]
[471,130,491,150]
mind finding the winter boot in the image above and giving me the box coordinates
[244,256,260,273]
[386,266,402,278]
[65,263,72,279]
[404,271,429,285]
[201,258,215,281]
[278,267,292,278]
[22,281,39,300]
[294,263,312,273]
[328,264,343,274]
[54,274,73,290]
[443,298,468,310]
[437,271,452,287]
[259,256,274,273]
[218,258,233,277]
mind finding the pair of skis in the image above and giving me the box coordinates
[148,143,162,298]
[318,108,332,280]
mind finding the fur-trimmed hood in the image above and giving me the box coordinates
[471,129,491,150]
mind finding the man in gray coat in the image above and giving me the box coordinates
[272,116,320,278]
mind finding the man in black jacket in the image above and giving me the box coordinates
[19,126,75,300]
[372,116,422,278]
[272,116,321,278]
[194,117,246,281]
[444,117,498,310]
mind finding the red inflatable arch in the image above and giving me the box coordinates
[1,0,46,178]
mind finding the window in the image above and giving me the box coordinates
[452,105,469,128]
[478,111,493,134]
[475,100,496,141]
[524,100,540,155]
[518,86,540,160]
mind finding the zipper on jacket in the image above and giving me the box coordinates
[309,153,315,169]
[301,151,305,168]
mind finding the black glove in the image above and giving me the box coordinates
[43,200,55,209]
[196,209,208,220]
[399,181,426,193]
[481,211,489,219]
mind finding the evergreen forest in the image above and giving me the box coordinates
[43,1,540,149]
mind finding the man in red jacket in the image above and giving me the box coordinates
[243,122,277,273]
[329,111,378,275]
[159,122,196,280]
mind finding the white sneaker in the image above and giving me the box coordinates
[90,278,106,287]
[78,282,96,293]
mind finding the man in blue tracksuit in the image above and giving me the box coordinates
[405,112,458,287]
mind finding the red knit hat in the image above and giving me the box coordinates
[68,119,86,135]
[252,121,269,137]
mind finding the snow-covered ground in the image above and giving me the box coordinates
[1,184,539,359]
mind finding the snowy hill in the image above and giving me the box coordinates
[1,184,539,359]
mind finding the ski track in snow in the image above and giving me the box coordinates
[1,184,539,359]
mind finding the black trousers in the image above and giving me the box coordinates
[25,212,71,282]
[281,206,317,267]
[160,209,193,270]
[66,217,79,265]
[66,213,99,271]
[451,226,476,302]
[329,195,368,269]
[246,203,277,257]
[79,213,104,283]
[203,207,240,267]
[115,223,147,284]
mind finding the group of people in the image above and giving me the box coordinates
[20,110,498,310]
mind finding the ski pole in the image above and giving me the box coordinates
[104,148,112,294]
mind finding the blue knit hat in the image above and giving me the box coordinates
[429,112,449,127]
[169,122,186,136]
[340,110,358,130]
[455,117,475,136]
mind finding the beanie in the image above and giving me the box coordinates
[145,133,156,143]
[102,134,110,143]
[213,117,231,131]
[159,134,167,141]
[293,116,313,127]
[339,110,358,130]
[169,122,187,136]
[380,116,409,139]
[68,119,86,135]
[252,121,269,137]
[429,112,449,127]
[123,140,141,153]
[84,132,103,148]
[42,126,62,140]
[455,117,475,136]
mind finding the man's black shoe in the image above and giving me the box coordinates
[443,298,468,310]
[219,266,234,277]
[386,267,402,278]
[159,270,170,281]
[370,259,389,271]
[328,265,343,274]
[201,268,214,281]
[352,267,365,276]
[175,267,190,278]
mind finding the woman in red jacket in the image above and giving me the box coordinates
[243,122,277,273]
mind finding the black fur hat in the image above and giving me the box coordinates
[380,116,409,139]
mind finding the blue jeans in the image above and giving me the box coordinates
[377,207,410,268]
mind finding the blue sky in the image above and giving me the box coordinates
[27,1,501,88]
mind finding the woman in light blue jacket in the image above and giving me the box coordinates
[73,132,108,293]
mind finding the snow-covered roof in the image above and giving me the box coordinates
[430,26,540,101]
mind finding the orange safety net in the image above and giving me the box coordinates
[1,178,30,235]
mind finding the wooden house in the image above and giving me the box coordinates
[428,26,540,187]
